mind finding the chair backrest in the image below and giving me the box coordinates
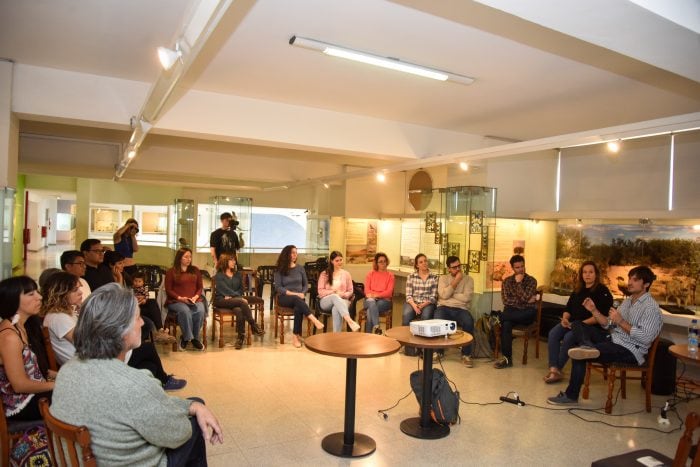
[672,411,700,467]
[255,266,277,295]
[38,398,96,467]
[643,334,662,371]
[135,264,166,292]
[41,326,59,371]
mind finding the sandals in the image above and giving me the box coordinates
[543,370,563,384]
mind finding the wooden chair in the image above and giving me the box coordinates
[592,411,700,467]
[494,287,544,364]
[135,264,166,296]
[303,262,321,311]
[42,326,59,371]
[1,399,43,467]
[273,294,295,344]
[357,301,393,333]
[210,281,252,348]
[255,266,277,311]
[199,269,213,303]
[582,334,661,414]
[241,269,265,331]
[38,398,96,467]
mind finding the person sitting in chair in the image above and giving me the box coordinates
[548,265,662,405]
[50,283,223,465]
[493,254,538,369]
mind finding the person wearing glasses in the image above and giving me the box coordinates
[60,250,91,301]
[435,256,475,367]
[80,239,113,291]
[363,252,395,333]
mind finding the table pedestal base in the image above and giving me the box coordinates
[321,432,375,457]
[400,417,450,439]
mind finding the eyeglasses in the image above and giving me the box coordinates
[89,249,105,254]
[448,264,462,270]
[376,259,388,263]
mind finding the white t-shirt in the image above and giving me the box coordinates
[44,311,77,366]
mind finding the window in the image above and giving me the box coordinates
[250,207,307,252]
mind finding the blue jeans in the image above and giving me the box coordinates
[320,295,351,332]
[435,306,474,356]
[277,294,311,335]
[547,323,578,370]
[499,306,536,362]
[565,339,637,400]
[364,298,392,332]
[402,302,436,325]
[166,397,206,467]
[168,301,205,342]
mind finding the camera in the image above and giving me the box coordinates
[231,220,239,229]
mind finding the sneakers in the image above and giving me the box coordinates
[179,338,188,351]
[461,355,473,368]
[163,375,187,391]
[234,334,245,350]
[568,346,600,360]
[547,391,578,405]
[154,329,177,344]
[252,324,265,336]
[371,325,383,335]
[349,320,361,332]
[190,339,204,351]
[493,356,511,369]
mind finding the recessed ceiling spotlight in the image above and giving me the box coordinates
[376,172,386,183]
[607,141,621,153]
[459,162,469,171]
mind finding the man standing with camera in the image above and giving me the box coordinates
[210,212,242,263]
[114,218,140,276]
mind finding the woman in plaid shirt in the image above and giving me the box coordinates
[401,253,438,326]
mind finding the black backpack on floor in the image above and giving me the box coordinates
[410,368,460,425]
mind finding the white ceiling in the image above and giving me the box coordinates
[1,0,699,187]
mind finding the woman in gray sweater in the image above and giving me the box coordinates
[50,283,222,466]
[274,245,324,348]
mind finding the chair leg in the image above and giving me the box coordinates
[522,336,529,365]
[274,311,279,338]
[605,370,617,414]
[279,314,285,344]
[582,362,592,400]
[535,334,540,359]
[644,369,652,413]
[218,316,225,348]
[621,371,627,399]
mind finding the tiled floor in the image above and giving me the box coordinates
[25,246,700,466]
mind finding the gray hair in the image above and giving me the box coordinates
[74,283,138,359]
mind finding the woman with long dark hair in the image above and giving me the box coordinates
[274,245,324,348]
[544,260,613,383]
[165,247,206,351]
[0,276,54,421]
[317,251,359,332]
[214,253,264,349]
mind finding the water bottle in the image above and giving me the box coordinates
[688,319,699,355]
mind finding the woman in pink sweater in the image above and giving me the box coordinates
[363,252,395,332]
[317,251,360,332]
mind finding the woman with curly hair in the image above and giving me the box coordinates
[274,245,324,348]
[41,272,82,366]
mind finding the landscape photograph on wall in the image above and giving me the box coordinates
[552,223,700,308]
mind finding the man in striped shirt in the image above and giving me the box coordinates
[548,265,662,405]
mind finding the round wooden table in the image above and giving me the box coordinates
[384,326,472,439]
[669,344,700,364]
[304,332,400,458]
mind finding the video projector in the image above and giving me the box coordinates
[410,319,457,337]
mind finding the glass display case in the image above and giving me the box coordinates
[209,196,252,266]
[174,199,194,250]
[306,215,330,257]
[0,187,15,279]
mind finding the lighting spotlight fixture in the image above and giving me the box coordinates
[376,172,386,183]
[289,36,474,85]
[606,140,621,153]
[323,183,330,189]
[459,161,469,171]
[127,149,137,159]
[157,43,183,71]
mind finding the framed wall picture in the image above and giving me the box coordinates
[448,242,460,257]
[425,211,437,232]
[469,210,483,234]
[468,250,481,273]
[481,226,489,261]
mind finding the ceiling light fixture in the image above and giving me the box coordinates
[323,182,330,189]
[376,172,386,183]
[459,161,469,171]
[289,36,474,85]
[606,140,621,153]
[157,43,183,71]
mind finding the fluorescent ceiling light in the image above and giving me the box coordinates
[289,36,474,85]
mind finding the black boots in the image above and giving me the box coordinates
[235,334,245,350]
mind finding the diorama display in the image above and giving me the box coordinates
[553,221,700,309]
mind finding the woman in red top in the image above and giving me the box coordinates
[363,252,395,332]
[165,248,205,351]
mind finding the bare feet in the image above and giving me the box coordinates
[292,335,302,348]
[349,320,360,332]
[312,318,324,330]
